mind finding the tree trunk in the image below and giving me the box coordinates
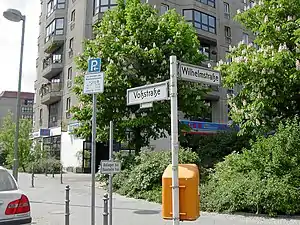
[133,128,143,155]
[22,164,26,172]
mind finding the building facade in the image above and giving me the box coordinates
[33,0,254,170]
[0,91,34,126]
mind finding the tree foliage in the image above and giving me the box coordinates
[218,0,300,136]
[71,0,208,152]
[0,113,33,171]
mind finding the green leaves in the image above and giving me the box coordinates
[0,113,33,171]
[201,117,300,216]
[218,1,300,136]
[72,1,207,151]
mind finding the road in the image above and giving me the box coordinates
[17,172,300,225]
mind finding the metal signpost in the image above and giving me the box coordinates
[84,58,104,225]
[126,56,220,225]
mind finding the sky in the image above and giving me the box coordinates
[0,0,40,93]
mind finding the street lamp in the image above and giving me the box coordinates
[3,8,26,181]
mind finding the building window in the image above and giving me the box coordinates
[160,4,169,14]
[49,102,59,128]
[66,97,71,110]
[197,0,215,8]
[183,9,216,34]
[39,108,43,125]
[67,67,72,80]
[200,44,210,59]
[224,2,230,19]
[45,18,64,42]
[71,10,76,22]
[225,26,232,44]
[242,32,249,44]
[69,38,74,49]
[66,97,71,119]
[47,0,66,17]
[93,0,118,15]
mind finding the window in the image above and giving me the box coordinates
[160,4,169,14]
[66,97,71,118]
[93,0,117,15]
[183,10,216,34]
[69,38,74,49]
[49,102,59,127]
[0,170,17,191]
[242,32,249,44]
[224,2,230,19]
[71,10,76,22]
[200,44,210,59]
[39,108,43,125]
[225,26,232,44]
[47,0,65,16]
[66,98,71,111]
[225,26,231,37]
[197,0,215,7]
[68,67,72,80]
[45,18,65,42]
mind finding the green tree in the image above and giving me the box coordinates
[218,0,300,136]
[71,0,208,153]
[0,113,33,171]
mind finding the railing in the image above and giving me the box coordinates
[39,82,62,97]
[43,54,63,70]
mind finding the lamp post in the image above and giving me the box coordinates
[3,9,26,181]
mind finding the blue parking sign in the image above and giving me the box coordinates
[88,58,102,73]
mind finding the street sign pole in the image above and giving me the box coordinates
[84,58,103,225]
[109,121,113,225]
[91,93,96,225]
[170,55,180,225]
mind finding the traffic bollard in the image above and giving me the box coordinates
[60,165,63,184]
[103,193,109,225]
[65,185,70,225]
[52,168,55,178]
[31,165,34,188]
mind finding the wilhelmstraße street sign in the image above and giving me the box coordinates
[84,72,105,94]
[100,160,121,174]
[179,62,220,86]
[127,80,169,106]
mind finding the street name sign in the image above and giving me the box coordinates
[84,72,105,94]
[179,62,220,86]
[127,81,169,106]
[100,160,121,174]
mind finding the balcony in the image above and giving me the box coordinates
[42,54,63,80]
[40,82,63,105]
[44,34,65,54]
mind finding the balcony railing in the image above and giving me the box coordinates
[39,82,63,105]
[43,54,63,69]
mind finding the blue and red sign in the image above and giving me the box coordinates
[180,120,237,135]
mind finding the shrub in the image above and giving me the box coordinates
[114,148,199,202]
[201,117,300,216]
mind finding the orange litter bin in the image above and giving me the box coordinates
[162,164,200,221]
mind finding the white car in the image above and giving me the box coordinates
[0,166,32,225]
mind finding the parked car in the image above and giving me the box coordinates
[0,166,31,224]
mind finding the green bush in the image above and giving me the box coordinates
[201,118,300,216]
[27,157,62,174]
[113,148,199,202]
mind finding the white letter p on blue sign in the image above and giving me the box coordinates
[88,58,101,73]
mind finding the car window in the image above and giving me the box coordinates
[0,170,17,191]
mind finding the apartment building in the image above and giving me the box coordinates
[0,91,34,126]
[33,0,254,171]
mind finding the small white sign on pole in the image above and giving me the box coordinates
[179,62,220,86]
[100,160,121,174]
[84,72,105,94]
[140,102,153,109]
[127,81,169,106]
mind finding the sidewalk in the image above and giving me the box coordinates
[17,172,300,225]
